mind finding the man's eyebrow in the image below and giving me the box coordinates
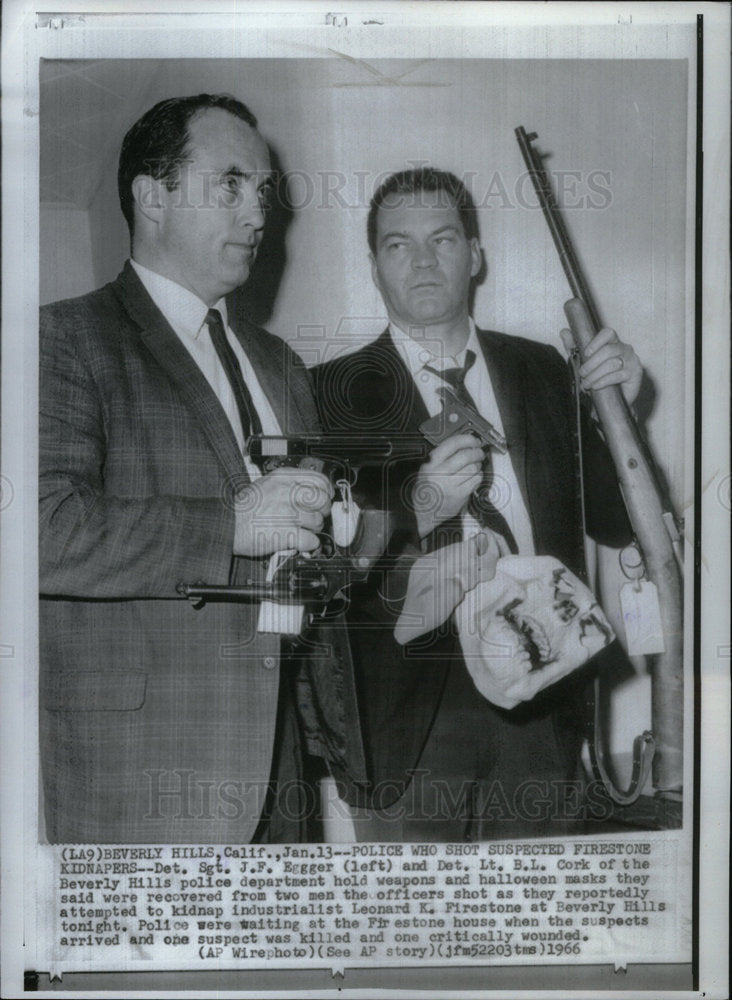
[221,166,273,183]
[378,229,411,245]
[379,223,461,246]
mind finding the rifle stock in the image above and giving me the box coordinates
[564,298,684,795]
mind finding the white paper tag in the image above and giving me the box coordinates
[619,580,666,656]
[256,550,305,634]
[257,601,305,635]
[331,480,361,548]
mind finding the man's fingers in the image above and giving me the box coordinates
[472,529,502,564]
[297,508,324,533]
[260,525,321,554]
[297,469,335,500]
[582,326,617,358]
[580,347,636,395]
[262,467,333,514]
[568,327,641,397]
[472,528,503,553]
[576,335,642,405]
[583,370,629,392]
[295,527,321,552]
[429,433,483,464]
[433,470,482,499]
[460,531,501,590]
[267,466,334,501]
[579,342,624,379]
[292,484,332,515]
[433,445,484,476]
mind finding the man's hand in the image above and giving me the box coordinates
[395,530,507,645]
[413,433,484,538]
[233,467,333,557]
[560,326,643,406]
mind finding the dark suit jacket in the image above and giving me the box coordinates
[39,263,365,843]
[314,327,630,802]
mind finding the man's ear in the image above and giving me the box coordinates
[369,252,381,293]
[469,238,483,279]
[131,174,167,226]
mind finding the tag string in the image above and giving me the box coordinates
[619,542,646,592]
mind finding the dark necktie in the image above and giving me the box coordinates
[425,349,519,553]
[205,308,262,442]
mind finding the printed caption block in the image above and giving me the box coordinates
[34,837,690,976]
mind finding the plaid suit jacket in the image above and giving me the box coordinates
[39,263,364,843]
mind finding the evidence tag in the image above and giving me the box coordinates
[331,479,361,548]
[257,550,305,635]
[619,580,665,656]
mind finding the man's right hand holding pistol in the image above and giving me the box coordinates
[233,467,334,557]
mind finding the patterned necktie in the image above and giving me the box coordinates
[205,308,262,441]
[425,349,518,553]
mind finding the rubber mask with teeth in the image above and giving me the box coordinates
[456,556,614,709]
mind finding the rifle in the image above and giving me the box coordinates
[515,126,684,816]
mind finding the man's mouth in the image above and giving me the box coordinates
[227,243,256,257]
[498,598,554,670]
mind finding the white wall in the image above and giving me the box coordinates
[39,207,94,305]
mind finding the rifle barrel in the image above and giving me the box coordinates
[514,126,602,332]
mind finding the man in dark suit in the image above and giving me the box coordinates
[315,167,642,841]
[39,94,364,843]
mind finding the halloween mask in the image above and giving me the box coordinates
[456,556,614,709]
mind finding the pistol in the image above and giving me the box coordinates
[419,388,508,454]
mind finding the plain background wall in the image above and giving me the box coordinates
[39,57,689,778]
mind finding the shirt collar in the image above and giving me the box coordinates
[130,259,228,339]
[388,318,479,377]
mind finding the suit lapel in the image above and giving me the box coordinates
[113,263,248,480]
[476,328,533,524]
[369,329,430,433]
[230,318,311,435]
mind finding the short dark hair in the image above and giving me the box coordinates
[118,94,258,237]
[367,167,479,255]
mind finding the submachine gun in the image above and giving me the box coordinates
[177,433,428,617]
[177,387,507,622]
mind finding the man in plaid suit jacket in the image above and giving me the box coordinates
[39,94,365,843]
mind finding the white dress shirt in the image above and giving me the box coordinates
[131,259,280,479]
[388,320,535,555]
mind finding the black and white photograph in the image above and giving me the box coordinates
[1,2,729,997]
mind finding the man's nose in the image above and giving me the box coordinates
[411,244,437,268]
[236,182,266,231]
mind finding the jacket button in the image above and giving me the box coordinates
[263,656,276,670]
